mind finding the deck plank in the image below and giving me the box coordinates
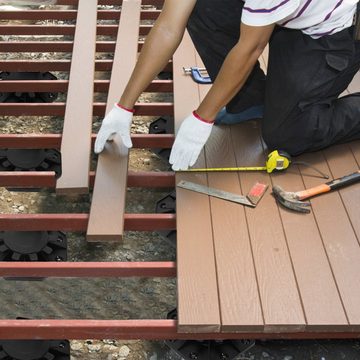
[231,122,306,333]
[174,31,221,333]
[298,150,360,327]
[195,54,264,332]
[270,162,348,330]
[324,144,360,239]
[56,0,98,194]
[87,0,141,241]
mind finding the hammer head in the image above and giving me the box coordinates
[272,185,311,213]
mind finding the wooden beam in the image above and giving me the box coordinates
[56,0,98,194]
[87,0,141,242]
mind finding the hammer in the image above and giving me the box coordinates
[272,170,360,213]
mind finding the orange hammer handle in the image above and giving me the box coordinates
[296,170,360,201]
[296,184,330,200]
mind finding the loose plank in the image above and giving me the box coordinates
[195,54,264,332]
[174,31,221,333]
[87,0,141,241]
[56,0,98,194]
[231,122,306,333]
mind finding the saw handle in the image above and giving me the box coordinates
[297,170,360,201]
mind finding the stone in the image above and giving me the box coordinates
[118,345,130,357]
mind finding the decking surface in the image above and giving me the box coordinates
[175,40,360,334]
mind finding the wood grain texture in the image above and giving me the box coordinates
[87,0,141,241]
[324,144,360,239]
[298,150,360,327]
[231,123,306,333]
[270,160,348,330]
[174,31,221,333]
[56,0,98,194]
[195,54,264,332]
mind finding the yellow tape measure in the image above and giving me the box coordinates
[178,150,291,174]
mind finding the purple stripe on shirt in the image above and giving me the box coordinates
[243,0,291,13]
[324,0,344,21]
[281,0,313,26]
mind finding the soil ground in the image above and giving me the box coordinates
[1,3,360,360]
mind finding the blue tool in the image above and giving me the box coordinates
[183,67,212,84]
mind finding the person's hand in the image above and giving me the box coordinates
[94,104,134,154]
[169,111,214,171]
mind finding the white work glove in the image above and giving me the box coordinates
[169,111,214,171]
[94,103,133,154]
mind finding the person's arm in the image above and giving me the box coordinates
[95,0,196,153]
[169,22,275,170]
[196,22,275,120]
[119,0,196,108]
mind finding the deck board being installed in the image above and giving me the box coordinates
[87,0,141,242]
[175,35,360,333]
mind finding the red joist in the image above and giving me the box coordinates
[0,171,175,188]
[0,134,174,148]
[56,0,164,5]
[0,40,146,52]
[0,10,161,21]
[0,103,173,116]
[0,79,173,93]
[0,214,176,232]
[0,262,176,278]
[0,24,153,36]
[0,60,172,72]
[0,320,360,341]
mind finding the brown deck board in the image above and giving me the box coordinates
[298,151,360,327]
[350,141,360,165]
[324,144,360,239]
[231,123,306,332]
[56,0,98,194]
[87,0,141,241]
[270,162,348,329]
[174,31,221,333]
[195,54,264,332]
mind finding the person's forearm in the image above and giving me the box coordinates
[119,22,184,109]
[196,23,274,121]
[196,44,262,120]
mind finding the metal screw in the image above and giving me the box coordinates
[59,342,65,348]
[57,237,63,243]
[55,256,63,261]
[220,353,229,359]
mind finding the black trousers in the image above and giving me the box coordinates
[187,0,360,155]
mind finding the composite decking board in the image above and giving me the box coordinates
[350,141,360,165]
[86,0,141,242]
[194,53,264,332]
[204,126,264,332]
[323,144,360,239]
[174,31,221,333]
[269,166,348,328]
[297,150,360,326]
[55,0,98,194]
[231,123,306,332]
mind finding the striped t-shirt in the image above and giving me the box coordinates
[242,0,359,38]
